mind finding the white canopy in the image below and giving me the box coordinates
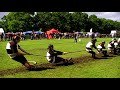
[0,28,4,32]
[0,28,4,35]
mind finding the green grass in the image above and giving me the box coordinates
[0,38,120,78]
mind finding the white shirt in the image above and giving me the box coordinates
[97,45,102,49]
[46,51,55,63]
[107,43,112,48]
[86,42,93,48]
[6,42,17,58]
[114,42,118,48]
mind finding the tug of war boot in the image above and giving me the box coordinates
[92,52,97,59]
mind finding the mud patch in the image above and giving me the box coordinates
[0,54,114,76]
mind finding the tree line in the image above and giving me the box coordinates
[0,12,120,34]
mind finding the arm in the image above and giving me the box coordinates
[93,44,99,52]
[54,50,63,55]
[54,50,68,55]
[18,45,31,55]
[10,42,26,56]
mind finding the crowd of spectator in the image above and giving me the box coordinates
[0,31,117,42]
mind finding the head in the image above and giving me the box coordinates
[12,35,21,43]
[112,38,116,40]
[112,38,117,42]
[114,40,117,42]
[91,38,97,43]
[102,41,105,44]
[47,44,54,50]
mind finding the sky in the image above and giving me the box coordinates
[0,12,120,22]
[0,12,9,20]
[85,12,120,22]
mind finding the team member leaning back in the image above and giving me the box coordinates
[6,35,35,70]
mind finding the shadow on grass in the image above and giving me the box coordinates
[0,54,118,76]
[95,57,110,59]
[28,67,55,71]
[95,54,116,60]
[0,66,55,76]
[53,62,74,66]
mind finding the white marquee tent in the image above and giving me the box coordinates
[0,28,4,35]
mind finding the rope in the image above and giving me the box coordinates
[30,54,47,57]
[66,50,86,54]
[30,50,86,57]
[28,61,37,65]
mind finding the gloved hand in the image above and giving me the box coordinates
[63,52,68,54]
[26,53,32,55]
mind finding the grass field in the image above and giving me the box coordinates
[0,38,120,78]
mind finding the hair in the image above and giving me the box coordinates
[12,35,21,41]
[102,41,105,43]
[112,38,116,41]
[91,38,97,42]
[48,44,53,49]
[47,44,54,54]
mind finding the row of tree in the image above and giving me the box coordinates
[0,12,120,34]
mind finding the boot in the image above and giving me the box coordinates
[92,52,97,59]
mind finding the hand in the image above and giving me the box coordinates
[63,52,68,54]
[26,53,32,55]
[97,49,100,53]
[97,51,100,54]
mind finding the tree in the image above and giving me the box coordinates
[1,12,120,34]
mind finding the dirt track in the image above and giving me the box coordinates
[0,54,114,77]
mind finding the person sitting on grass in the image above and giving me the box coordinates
[6,35,35,70]
[86,38,99,59]
[97,41,109,57]
[46,44,72,65]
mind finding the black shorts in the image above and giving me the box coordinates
[12,55,27,65]
[49,57,65,63]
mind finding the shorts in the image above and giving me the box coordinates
[12,55,27,65]
[49,57,65,63]
[86,48,95,54]
[86,48,92,52]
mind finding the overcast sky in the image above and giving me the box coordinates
[0,12,9,20]
[0,12,120,22]
[85,12,120,22]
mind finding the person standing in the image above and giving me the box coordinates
[74,33,77,44]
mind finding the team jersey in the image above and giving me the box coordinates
[6,41,20,58]
[107,43,112,48]
[97,45,102,49]
[46,50,63,63]
[114,42,119,48]
[86,42,93,48]
[46,51,56,63]
[97,44,106,51]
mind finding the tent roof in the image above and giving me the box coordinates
[24,31,44,34]
[0,28,4,33]
[47,28,59,34]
